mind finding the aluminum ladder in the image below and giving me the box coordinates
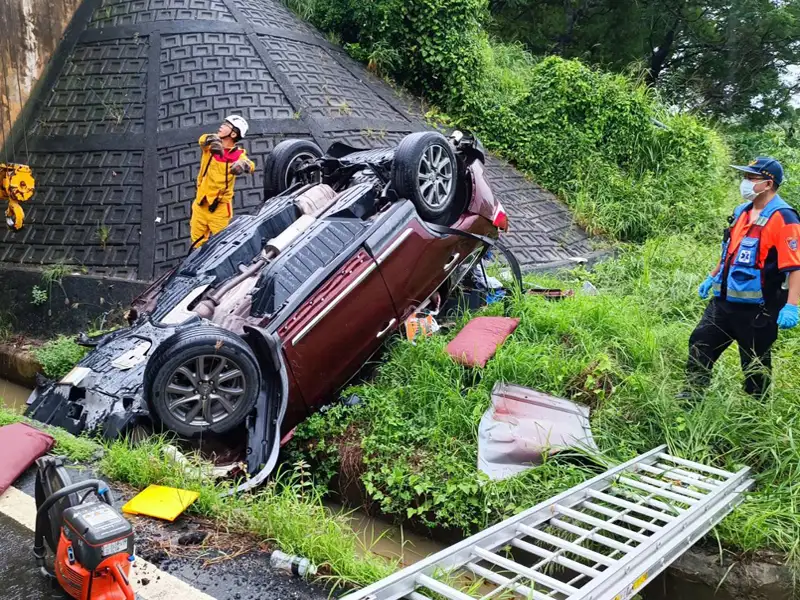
[343,445,753,600]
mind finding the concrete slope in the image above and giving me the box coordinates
[2,0,592,280]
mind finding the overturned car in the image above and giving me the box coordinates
[26,131,510,490]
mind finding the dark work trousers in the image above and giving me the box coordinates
[686,298,780,397]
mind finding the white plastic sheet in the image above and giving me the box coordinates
[478,382,597,480]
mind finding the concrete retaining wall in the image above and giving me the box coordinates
[0,265,146,336]
[0,0,82,142]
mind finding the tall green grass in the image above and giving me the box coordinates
[291,235,800,563]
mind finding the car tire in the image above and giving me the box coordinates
[391,131,458,222]
[145,326,260,438]
[264,139,323,199]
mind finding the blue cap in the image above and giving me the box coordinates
[731,156,784,186]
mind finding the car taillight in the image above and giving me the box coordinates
[492,203,509,231]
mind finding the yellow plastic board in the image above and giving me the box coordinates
[122,484,199,522]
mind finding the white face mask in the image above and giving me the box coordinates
[740,179,760,201]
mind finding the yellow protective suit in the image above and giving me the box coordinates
[190,134,255,247]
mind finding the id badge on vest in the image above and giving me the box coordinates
[735,237,758,267]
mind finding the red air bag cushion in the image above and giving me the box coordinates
[0,423,54,494]
[446,317,520,368]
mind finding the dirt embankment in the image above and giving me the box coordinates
[0,339,41,387]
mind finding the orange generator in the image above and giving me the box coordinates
[33,457,135,600]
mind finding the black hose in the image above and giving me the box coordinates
[34,479,113,573]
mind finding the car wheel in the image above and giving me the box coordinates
[391,131,458,222]
[264,139,323,199]
[145,326,260,438]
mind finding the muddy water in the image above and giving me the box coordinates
[0,378,32,413]
[327,501,445,566]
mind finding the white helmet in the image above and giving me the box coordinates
[225,114,249,139]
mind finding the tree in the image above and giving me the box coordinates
[488,0,800,124]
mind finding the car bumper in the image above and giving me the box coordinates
[25,320,180,438]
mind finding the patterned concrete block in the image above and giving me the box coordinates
[5,0,592,280]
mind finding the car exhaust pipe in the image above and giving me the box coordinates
[194,215,318,319]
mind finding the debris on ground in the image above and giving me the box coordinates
[178,531,209,546]
[526,287,575,301]
[270,550,318,578]
[477,382,597,480]
[446,316,520,368]
[122,484,199,521]
[162,443,245,480]
[404,312,440,343]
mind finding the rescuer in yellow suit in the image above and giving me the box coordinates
[190,115,255,247]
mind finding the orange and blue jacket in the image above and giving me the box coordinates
[194,134,255,207]
[716,198,800,304]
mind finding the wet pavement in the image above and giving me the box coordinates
[0,513,69,600]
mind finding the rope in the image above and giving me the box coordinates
[11,35,30,162]
[0,35,14,164]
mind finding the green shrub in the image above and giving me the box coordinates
[291,0,732,242]
[304,0,487,104]
[726,124,800,208]
[34,336,87,379]
[451,54,732,241]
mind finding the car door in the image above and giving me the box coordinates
[276,247,398,411]
[367,202,477,321]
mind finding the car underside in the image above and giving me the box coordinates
[26,130,509,491]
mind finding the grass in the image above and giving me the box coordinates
[99,435,396,591]
[33,335,88,379]
[290,233,800,565]
[0,405,100,462]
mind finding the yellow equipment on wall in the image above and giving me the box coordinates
[0,163,35,230]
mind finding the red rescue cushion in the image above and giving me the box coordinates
[0,423,54,494]
[446,316,520,368]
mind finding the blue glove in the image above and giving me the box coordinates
[698,275,714,299]
[777,303,798,329]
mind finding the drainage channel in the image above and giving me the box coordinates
[0,380,447,568]
[0,378,33,413]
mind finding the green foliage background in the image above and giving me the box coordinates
[290,0,734,241]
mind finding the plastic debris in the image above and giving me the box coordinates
[122,484,199,521]
[162,444,244,480]
[478,382,597,480]
[581,281,599,295]
[404,312,440,343]
[343,394,362,407]
[270,550,318,577]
